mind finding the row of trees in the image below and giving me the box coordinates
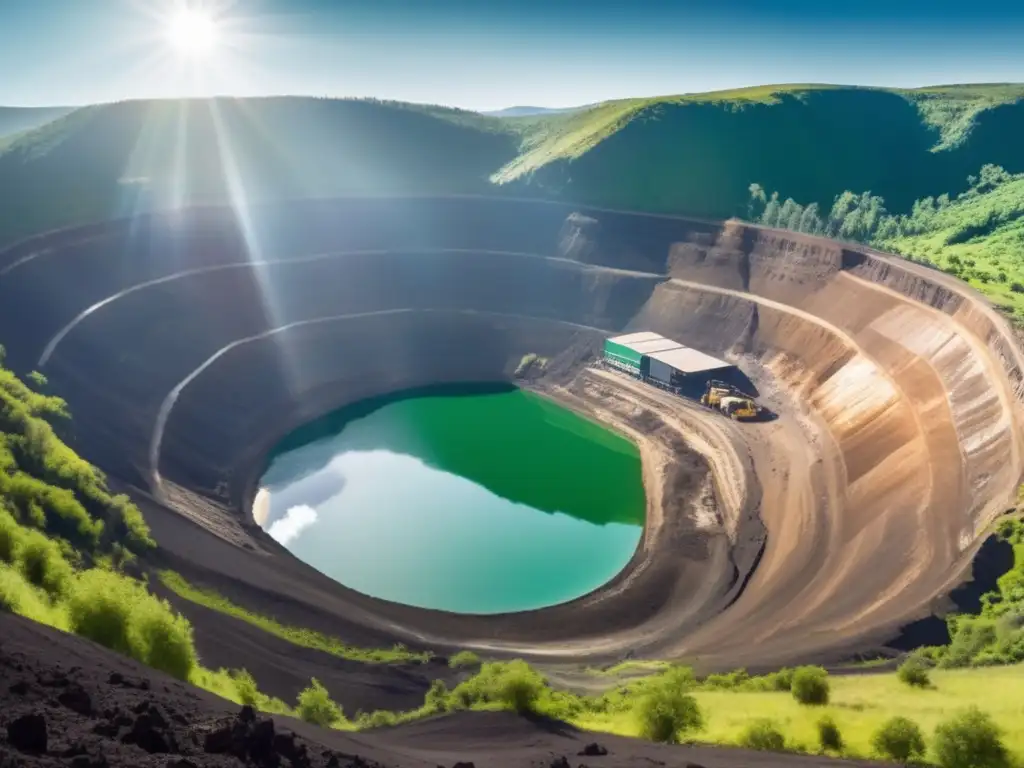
[747,164,1022,247]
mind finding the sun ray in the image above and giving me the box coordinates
[167,8,218,55]
[205,98,304,396]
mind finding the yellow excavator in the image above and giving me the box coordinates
[700,381,763,421]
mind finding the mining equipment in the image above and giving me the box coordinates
[700,381,764,421]
[601,332,766,420]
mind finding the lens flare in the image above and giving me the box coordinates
[166,9,219,56]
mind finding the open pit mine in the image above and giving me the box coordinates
[1,195,1021,674]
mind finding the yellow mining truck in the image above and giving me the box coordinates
[700,381,763,421]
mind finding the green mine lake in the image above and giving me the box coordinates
[257,385,645,614]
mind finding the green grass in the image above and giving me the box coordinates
[879,172,1024,317]
[448,650,481,668]
[0,354,154,555]
[492,99,649,184]
[748,164,1024,321]
[494,83,1024,188]
[0,562,70,630]
[492,85,846,185]
[573,666,1024,760]
[0,514,321,725]
[897,84,1024,150]
[587,660,672,677]
[157,570,433,665]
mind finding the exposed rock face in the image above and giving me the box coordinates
[0,196,1020,671]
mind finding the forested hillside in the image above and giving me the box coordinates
[0,97,518,245]
[0,106,72,143]
[500,86,1024,218]
[746,164,1024,317]
[1,85,1023,247]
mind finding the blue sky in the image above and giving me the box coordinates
[2,0,1023,110]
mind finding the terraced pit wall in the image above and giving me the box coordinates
[0,196,1020,667]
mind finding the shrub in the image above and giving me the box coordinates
[768,667,794,691]
[897,655,932,688]
[423,679,451,713]
[0,507,22,563]
[933,708,1010,768]
[15,527,72,597]
[66,569,135,654]
[359,710,398,729]
[635,668,703,744]
[497,660,545,713]
[739,719,786,752]
[66,568,197,679]
[131,597,196,680]
[0,563,67,627]
[449,660,547,714]
[872,716,926,763]
[231,669,261,707]
[539,689,587,720]
[296,678,343,727]
[791,665,830,705]
[942,615,1001,668]
[110,495,155,551]
[817,716,843,753]
[515,354,538,377]
[703,668,750,689]
[448,650,481,668]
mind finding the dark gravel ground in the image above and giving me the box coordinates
[0,611,886,768]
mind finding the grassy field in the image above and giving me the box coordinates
[878,173,1024,316]
[574,666,1024,760]
[157,570,433,665]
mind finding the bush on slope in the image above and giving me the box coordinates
[0,352,154,555]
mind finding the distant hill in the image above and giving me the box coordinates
[0,97,519,244]
[0,106,73,142]
[493,83,1024,218]
[481,106,584,117]
[1,84,1023,246]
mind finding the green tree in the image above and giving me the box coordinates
[779,198,803,231]
[761,192,781,228]
[798,202,823,234]
[827,191,859,236]
[748,183,767,219]
[740,719,786,751]
[635,667,703,744]
[817,716,843,752]
[933,708,1010,768]
[873,716,926,763]
[897,654,932,688]
[791,665,830,705]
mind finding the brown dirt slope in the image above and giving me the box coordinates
[0,196,1020,689]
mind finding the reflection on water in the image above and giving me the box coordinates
[258,388,644,614]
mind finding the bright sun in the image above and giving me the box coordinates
[166,9,219,56]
